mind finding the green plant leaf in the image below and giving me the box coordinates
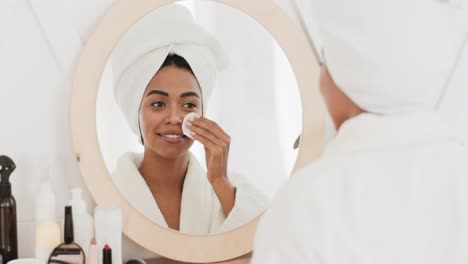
[293,134,301,149]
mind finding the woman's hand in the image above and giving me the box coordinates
[187,117,230,183]
[187,117,236,215]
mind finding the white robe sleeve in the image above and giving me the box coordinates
[250,164,331,264]
[216,173,270,233]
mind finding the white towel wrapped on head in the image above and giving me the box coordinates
[312,0,468,114]
[111,4,228,137]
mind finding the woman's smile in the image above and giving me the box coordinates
[157,130,188,144]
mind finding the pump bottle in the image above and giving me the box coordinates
[35,180,61,264]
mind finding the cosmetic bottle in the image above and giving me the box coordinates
[48,206,85,264]
[0,155,18,263]
[35,181,61,264]
[102,245,112,264]
[68,188,93,256]
[86,238,99,264]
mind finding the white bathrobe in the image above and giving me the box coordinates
[113,151,269,260]
[252,112,468,263]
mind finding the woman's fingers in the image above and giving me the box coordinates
[189,117,230,143]
[188,123,220,146]
[191,131,227,161]
[190,130,216,149]
[188,117,230,156]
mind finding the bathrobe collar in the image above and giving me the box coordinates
[113,152,215,234]
[323,111,464,158]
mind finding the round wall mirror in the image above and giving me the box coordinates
[71,0,324,262]
[97,0,301,235]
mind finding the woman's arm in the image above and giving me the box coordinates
[187,117,236,215]
[210,177,236,215]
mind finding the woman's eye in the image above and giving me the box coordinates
[183,103,197,109]
[151,101,165,108]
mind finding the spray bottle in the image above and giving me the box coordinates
[0,155,18,263]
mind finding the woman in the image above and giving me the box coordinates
[110,4,268,240]
[252,0,468,263]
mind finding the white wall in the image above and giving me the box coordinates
[0,0,115,257]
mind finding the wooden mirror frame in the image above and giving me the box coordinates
[70,0,325,262]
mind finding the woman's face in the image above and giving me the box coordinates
[139,65,202,159]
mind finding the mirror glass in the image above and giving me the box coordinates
[96,0,302,235]
[48,244,85,264]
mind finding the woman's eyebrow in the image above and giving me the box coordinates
[146,90,169,97]
[180,92,200,99]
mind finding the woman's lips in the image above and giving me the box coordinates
[158,133,187,144]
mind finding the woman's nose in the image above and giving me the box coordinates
[166,109,183,124]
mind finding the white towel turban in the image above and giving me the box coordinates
[311,0,468,114]
[111,4,228,136]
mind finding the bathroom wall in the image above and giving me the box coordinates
[0,0,115,257]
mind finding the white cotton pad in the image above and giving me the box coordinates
[182,112,201,139]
